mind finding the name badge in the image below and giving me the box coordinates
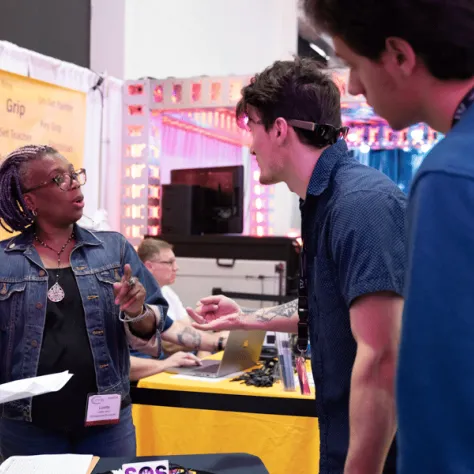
[122,460,169,474]
[85,393,121,426]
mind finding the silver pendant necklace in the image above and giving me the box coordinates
[34,232,75,303]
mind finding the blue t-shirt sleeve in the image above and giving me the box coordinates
[330,190,407,306]
[398,172,474,470]
[163,315,174,331]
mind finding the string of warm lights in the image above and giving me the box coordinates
[345,123,440,153]
[122,75,439,243]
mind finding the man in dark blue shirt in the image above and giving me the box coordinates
[188,58,407,474]
[303,0,474,472]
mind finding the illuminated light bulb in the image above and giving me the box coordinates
[130,144,146,158]
[359,143,371,154]
[421,143,431,153]
[148,226,160,236]
[253,170,260,181]
[347,132,358,142]
[131,226,143,238]
[229,82,242,102]
[149,186,160,199]
[256,212,264,223]
[255,198,263,210]
[131,184,145,199]
[257,226,264,237]
[130,164,145,179]
[254,185,261,195]
[153,85,164,103]
[268,228,274,236]
[131,205,143,219]
[149,207,160,218]
[149,166,160,179]
[128,125,144,137]
[410,128,424,141]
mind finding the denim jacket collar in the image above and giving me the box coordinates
[4,224,103,253]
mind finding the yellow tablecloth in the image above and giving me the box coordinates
[132,356,320,474]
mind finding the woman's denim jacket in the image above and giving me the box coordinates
[0,225,168,421]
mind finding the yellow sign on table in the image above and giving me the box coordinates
[0,70,87,241]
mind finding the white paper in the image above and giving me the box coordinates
[0,371,73,404]
[0,454,92,474]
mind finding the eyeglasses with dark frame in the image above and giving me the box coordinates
[152,259,177,267]
[238,116,349,145]
[23,168,87,193]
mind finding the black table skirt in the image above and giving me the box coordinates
[92,453,269,474]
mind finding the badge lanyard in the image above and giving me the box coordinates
[295,243,311,395]
[452,86,474,128]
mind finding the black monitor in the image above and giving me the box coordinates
[168,165,244,234]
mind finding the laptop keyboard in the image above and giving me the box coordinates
[195,362,220,374]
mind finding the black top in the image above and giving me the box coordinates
[32,267,97,431]
[93,453,269,474]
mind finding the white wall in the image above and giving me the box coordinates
[90,0,127,78]
[124,0,297,79]
[91,0,299,236]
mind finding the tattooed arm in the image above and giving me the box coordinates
[162,320,227,352]
[239,300,299,332]
[188,296,299,333]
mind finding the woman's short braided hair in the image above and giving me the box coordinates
[0,145,58,234]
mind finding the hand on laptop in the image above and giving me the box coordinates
[186,295,245,332]
[164,351,202,369]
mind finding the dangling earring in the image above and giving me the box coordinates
[32,209,37,217]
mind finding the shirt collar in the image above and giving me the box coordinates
[306,139,349,197]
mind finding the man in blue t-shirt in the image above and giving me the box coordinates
[303,0,474,472]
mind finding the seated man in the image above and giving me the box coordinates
[131,238,228,366]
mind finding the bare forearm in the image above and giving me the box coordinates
[345,351,397,474]
[129,356,166,381]
[240,299,299,332]
[163,322,220,352]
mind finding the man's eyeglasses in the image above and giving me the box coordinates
[155,259,177,267]
[237,116,349,145]
[24,168,87,193]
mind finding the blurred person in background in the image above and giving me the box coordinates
[137,238,212,358]
[303,0,474,472]
[129,239,227,379]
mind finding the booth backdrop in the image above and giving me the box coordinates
[0,41,123,237]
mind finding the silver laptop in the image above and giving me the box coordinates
[167,330,266,378]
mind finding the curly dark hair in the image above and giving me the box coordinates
[304,0,474,81]
[236,57,342,148]
[0,145,58,233]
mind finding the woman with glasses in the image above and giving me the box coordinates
[0,145,171,458]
